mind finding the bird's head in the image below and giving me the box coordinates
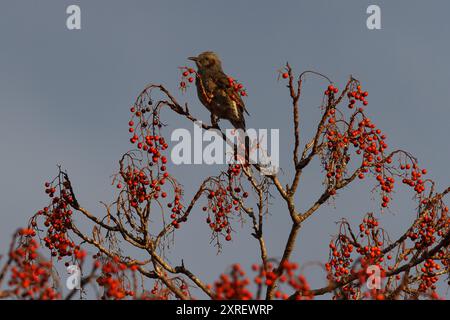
[188,51,222,70]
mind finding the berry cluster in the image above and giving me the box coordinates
[327,202,449,300]
[326,214,389,299]
[346,85,369,108]
[128,105,168,159]
[115,155,186,229]
[119,167,169,205]
[326,241,354,284]
[203,188,234,242]
[407,200,449,251]
[137,277,190,300]
[142,283,171,300]
[253,261,313,300]
[210,264,253,300]
[400,163,427,194]
[325,84,339,96]
[7,232,60,299]
[319,81,405,208]
[323,81,435,209]
[95,256,136,300]
[121,95,189,230]
[226,76,247,97]
[418,259,441,293]
[37,179,77,259]
[202,165,248,242]
[178,66,196,90]
[210,261,312,300]
[167,191,186,229]
[356,216,385,261]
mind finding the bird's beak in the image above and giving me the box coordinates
[188,56,198,62]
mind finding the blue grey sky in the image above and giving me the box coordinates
[0,0,449,298]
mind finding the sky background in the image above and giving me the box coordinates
[0,0,449,299]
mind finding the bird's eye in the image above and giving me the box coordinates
[203,58,213,67]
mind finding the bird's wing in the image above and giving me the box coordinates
[215,72,250,116]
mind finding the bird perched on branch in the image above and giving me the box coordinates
[188,51,249,130]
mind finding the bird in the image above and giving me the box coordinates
[188,51,249,131]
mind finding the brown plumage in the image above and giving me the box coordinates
[188,51,249,130]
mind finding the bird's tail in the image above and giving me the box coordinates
[243,135,250,164]
[231,121,250,164]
